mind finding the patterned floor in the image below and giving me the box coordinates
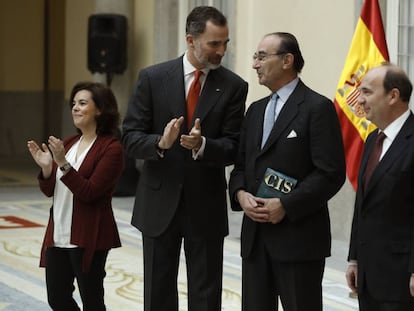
[0,187,358,310]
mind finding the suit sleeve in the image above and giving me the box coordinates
[38,170,57,197]
[347,203,359,261]
[347,136,372,262]
[122,69,162,160]
[202,79,248,166]
[281,97,346,221]
[228,105,252,211]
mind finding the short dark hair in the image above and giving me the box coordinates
[382,63,413,103]
[185,6,227,37]
[269,32,305,73]
[69,82,120,135]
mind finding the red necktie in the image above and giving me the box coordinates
[187,70,202,129]
[363,131,386,189]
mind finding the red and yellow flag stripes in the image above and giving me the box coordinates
[333,0,389,190]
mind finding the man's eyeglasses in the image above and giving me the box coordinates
[252,51,288,62]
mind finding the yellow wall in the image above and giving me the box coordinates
[235,0,356,106]
[1,1,355,111]
[131,0,155,80]
[48,0,65,91]
[0,0,44,91]
[64,0,94,97]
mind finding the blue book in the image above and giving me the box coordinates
[256,168,297,198]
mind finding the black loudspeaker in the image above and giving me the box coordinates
[88,14,127,74]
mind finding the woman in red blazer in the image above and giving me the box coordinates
[27,82,124,311]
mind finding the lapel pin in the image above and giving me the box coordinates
[216,88,221,92]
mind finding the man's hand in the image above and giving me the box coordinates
[158,117,184,149]
[180,118,202,151]
[237,190,269,223]
[256,197,286,224]
[345,264,358,294]
[410,274,414,297]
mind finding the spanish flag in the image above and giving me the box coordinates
[334,0,389,190]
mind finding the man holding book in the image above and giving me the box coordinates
[229,32,346,311]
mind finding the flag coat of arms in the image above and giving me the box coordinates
[334,0,389,190]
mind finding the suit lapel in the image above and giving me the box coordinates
[365,113,414,193]
[164,57,186,119]
[193,68,224,123]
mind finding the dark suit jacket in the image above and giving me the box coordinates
[348,113,414,302]
[122,56,248,238]
[39,134,124,272]
[229,79,345,261]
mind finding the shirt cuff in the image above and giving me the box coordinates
[155,135,165,158]
[156,149,165,158]
[192,136,206,160]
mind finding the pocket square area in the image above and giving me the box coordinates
[287,130,297,138]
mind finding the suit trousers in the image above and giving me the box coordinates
[45,247,108,311]
[358,285,414,311]
[242,226,325,311]
[142,200,224,311]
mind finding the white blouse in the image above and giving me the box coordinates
[52,136,96,248]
